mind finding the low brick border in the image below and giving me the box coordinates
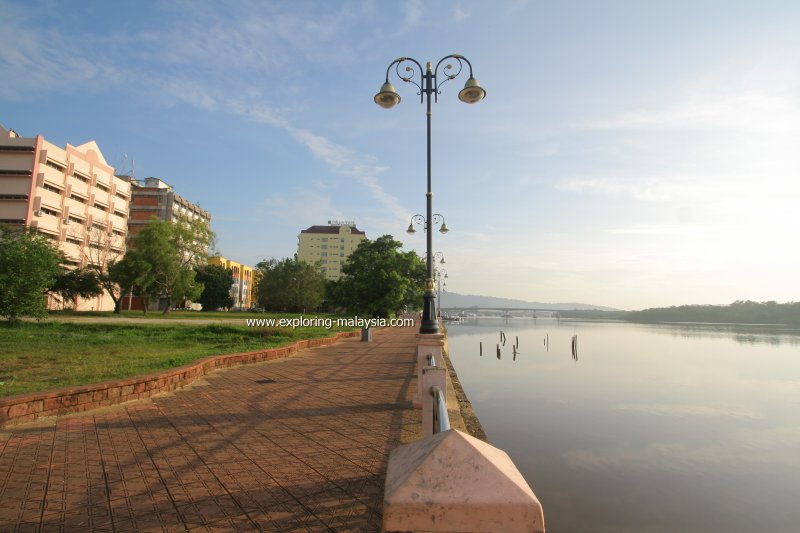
[0,330,360,429]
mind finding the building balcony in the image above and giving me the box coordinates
[42,165,66,186]
[37,187,63,211]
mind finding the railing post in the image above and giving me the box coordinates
[414,333,445,408]
[383,430,546,533]
[421,365,446,438]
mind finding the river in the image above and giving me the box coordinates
[446,317,800,533]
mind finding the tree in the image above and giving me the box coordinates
[0,225,61,323]
[195,264,234,311]
[71,222,126,313]
[255,257,326,312]
[329,235,426,318]
[108,248,157,315]
[112,217,213,314]
[50,266,103,308]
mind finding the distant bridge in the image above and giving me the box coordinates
[440,307,563,317]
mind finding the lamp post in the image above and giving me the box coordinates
[435,267,448,316]
[421,250,446,266]
[376,54,485,334]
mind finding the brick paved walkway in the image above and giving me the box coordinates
[0,325,421,532]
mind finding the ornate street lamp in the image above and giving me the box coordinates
[421,251,446,265]
[435,267,448,316]
[376,54,485,334]
[407,214,449,237]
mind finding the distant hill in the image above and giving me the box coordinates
[438,291,618,311]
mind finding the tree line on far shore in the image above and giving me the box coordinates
[621,300,800,326]
[558,301,800,326]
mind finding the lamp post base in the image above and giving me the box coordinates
[420,288,439,334]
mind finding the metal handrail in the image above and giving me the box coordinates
[427,353,436,367]
[431,386,450,434]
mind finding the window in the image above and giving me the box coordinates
[72,172,89,183]
[70,194,86,204]
[68,216,84,225]
[46,160,66,172]
[0,145,34,153]
[42,183,62,194]
[115,192,127,200]
[95,182,110,193]
[0,194,28,201]
[39,206,59,216]
[66,237,83,245]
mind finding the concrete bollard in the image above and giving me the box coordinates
[361,326,373,342]
[383,429,545,533]
[413,333,445,408]
[421,365,447,438]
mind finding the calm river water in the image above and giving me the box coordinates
[446,317,800,533]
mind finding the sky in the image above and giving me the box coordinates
[2,0,799,310]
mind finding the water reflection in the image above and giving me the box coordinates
[446,318,800,533]
[637,321,800,346]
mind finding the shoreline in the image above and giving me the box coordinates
[441,330,488,442]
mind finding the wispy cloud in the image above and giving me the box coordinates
[555,175,713,202]
[264,190,343,228]
[581,89,800,134]
[453,5,472,22]
[0,11,118,99]
[0,3,410,229]
[404,0,424,27]
[605,224,705,237]
[578,52,800,136]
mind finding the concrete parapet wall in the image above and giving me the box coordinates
[383,429,546,533]
[0,330,359,428]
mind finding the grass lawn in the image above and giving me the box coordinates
[0,320,355,398]
[47,310,314,320]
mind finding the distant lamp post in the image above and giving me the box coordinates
[421,251,446,265]
[435,267,448,316]
[377,54,483,334]
[407,214,449,236]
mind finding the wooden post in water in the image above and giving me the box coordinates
[496,344,501,359]
[571,335,578,361]
[479,342,482,356]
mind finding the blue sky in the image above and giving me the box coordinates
[2,0,799,310]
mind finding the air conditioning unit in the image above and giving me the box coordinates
[63,219,71,225]
[34,210,44,217]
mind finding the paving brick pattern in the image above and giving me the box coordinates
[0,325,421,532]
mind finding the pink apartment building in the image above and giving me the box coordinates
[0,124,131,311]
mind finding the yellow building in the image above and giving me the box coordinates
[0,124,131,311]
[297,221,366,281]
[208,256,254,310]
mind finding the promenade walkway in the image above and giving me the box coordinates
[0,324,422,532]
